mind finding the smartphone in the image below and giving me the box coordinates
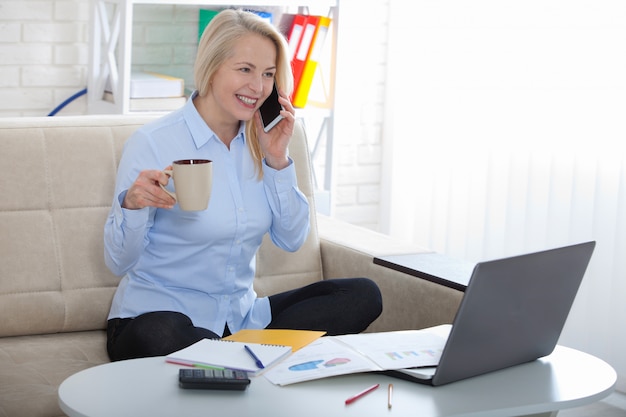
[259,83,284,133]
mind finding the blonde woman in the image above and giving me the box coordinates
[104,9,381,361]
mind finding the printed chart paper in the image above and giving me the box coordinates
[263,330,446,385]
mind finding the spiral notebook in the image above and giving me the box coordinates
[165,338,292,376]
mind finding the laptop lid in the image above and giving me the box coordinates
[388,241,595,386]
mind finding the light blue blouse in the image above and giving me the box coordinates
[105,92,310,335]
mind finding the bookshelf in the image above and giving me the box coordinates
[87,0,337,213]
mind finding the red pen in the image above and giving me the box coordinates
[344,383,380,405]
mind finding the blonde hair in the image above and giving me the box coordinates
[194,9,293,177]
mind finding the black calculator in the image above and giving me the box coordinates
[178,368,251,390]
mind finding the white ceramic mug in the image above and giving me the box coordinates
[160,159,213,211]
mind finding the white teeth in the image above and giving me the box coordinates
[237,95,256,105]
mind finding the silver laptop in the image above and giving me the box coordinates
[383,241,596,386]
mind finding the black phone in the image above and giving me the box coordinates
[258,82,284,132]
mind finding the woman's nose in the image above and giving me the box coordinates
[249,76,264,93]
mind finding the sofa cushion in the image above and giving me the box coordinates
[0,331,108,417]
[0,117,147,337]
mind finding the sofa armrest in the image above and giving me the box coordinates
[316,215,463,333]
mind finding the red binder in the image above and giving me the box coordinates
[291,15,320,98]
[281,13,307,62]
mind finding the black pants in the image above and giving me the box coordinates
[107,278,382,361]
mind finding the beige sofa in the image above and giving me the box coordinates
[0,115,463,417]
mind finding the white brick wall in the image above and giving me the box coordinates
[0,0,90,116]
[0,0,387,232]
[131,4,203,91]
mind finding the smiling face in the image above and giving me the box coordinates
[206,33,277,127]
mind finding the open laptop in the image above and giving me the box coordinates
[383,241,596,386]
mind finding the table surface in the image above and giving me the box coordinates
[58,345,616,417]
[373,253,475,291]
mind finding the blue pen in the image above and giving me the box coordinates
[244,345,265,369]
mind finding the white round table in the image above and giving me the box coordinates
[59,345,616,417]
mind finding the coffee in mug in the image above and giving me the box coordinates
[160,159,212,211]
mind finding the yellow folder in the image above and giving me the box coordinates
[224,329,326,352]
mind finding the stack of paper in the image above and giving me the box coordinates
[129,71,185,99]
[103,71,187,112]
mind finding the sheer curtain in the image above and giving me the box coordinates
[381,0,626,391]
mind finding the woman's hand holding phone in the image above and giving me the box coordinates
[256,86,295,171]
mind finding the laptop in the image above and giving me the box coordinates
[383,241,596,386]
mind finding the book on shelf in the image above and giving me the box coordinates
[103,92,187,112]
[262,327,447,385]
[224,329,326,352]
[198,9,220,41]
[279,13,307,62]
[165,338,292,376]
[290,15,320,100]
[247,9,272,23]
[129,71,185,99]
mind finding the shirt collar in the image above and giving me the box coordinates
[183,90,246,149]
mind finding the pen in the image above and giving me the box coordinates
[244,345,265,369]
[165,359,224,370]
[344,383,380,405]
[388,383,393,409]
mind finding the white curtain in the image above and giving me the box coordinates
[382,0,626,391]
